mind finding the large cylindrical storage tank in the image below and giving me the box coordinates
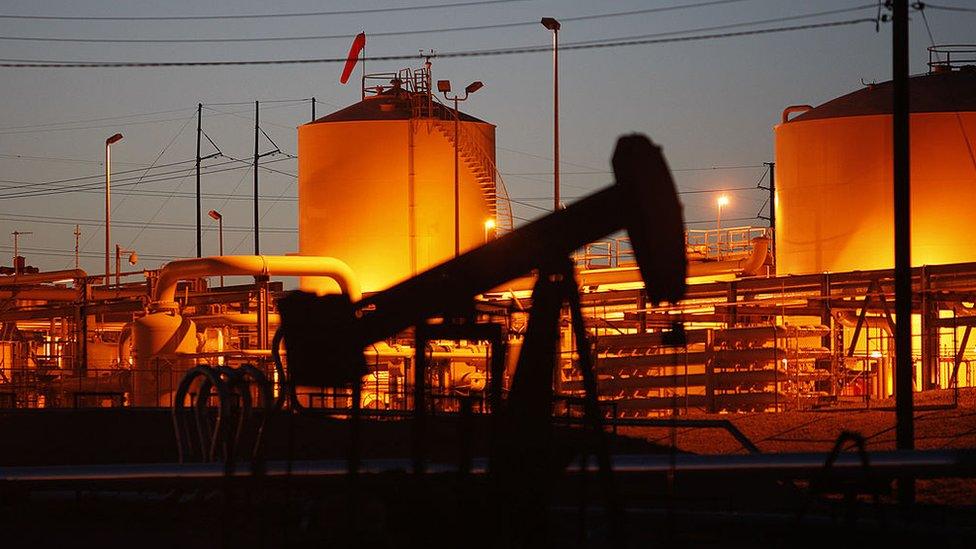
[774,68,976,275]
[131,306,198,406]
[298,86,496,293]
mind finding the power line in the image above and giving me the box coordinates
[0,1,752,44]
[564,3,877,47]
[922,3,976,13]
[0,153,148,166]
[0,211,297,233]
[0,152,295,194]
[0,244,174,261]
[0,158,199,191]
[0,18,877,68]
[0,0,531,21]
[0,101,302,135]
[0,156,296,199]
[0,106,193,132]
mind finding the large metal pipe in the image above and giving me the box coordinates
[0,269,87,287]
[0,287,146,302]
[153,255,360,305]
[835,310,893,335]
[190,312,281,326]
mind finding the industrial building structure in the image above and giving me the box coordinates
[1,60,976,415]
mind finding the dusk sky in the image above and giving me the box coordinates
[0,0,972,274]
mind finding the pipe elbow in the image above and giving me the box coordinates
[152,255,361,304]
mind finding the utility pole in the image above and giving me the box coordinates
[892,0,915,506]
[311,97,316,121]
[763,161,776,261]
[196,103,202,258]
[254,100,260,255]
[11,230,32,273]
[74,225,81,269]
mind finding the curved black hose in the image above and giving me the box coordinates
[271,327,303,411]
[218,366,250,470]
[172,366,231,463]
[237,363,274,464]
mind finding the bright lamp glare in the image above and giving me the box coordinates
[717,195,730,207]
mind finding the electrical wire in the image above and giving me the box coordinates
[0,156,295,199]
[564,3,878,47]
[0,0,532,21]
[0,244,173,261]
[915,3,939,51]
[0,18,878,68]
[0,106,193,132]
[0,211,296,233]
[0,1,752,44]
[922,3,976,13]
[0,101,301,134]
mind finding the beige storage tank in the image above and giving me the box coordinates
[131,304,198,406]
[774,67,976,275]
[298,81,497,293]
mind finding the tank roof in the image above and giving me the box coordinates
[789,67,976,122]
[307,89,491,125]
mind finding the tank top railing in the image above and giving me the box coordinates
[686,226,770,260]
[574,226,770,270]
[928,45,976,72]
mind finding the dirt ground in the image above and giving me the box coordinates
[617,387,976,505]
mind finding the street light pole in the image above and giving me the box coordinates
[542,17,561,211]
[115,244,138,286]
[717,194,729,259]
[454,94,460,258]
[208,209,224,286]
[438,80,484,258]
[105,133,123,286]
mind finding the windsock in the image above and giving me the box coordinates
[340,32,366,84]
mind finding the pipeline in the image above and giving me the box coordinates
[0,268,87,287]
[0,286,147,302]
[2,449,974,485]
[836,310,893,334]
[153,255,360,305]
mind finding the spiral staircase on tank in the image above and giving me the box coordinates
[430,118,514,235]
[400,68,514,235]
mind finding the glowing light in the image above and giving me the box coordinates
[870,350,883,359]
[717,194,730,207]
[484,218,496,243]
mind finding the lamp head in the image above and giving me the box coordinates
[437,80,451,93]
[717,194,730,207]
[106,133,124,145]
[208,209,222,221]
[464,81,484,94]
[127,252,138,266]
[541,17,561,31]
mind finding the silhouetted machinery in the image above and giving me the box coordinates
[277,134,687,546]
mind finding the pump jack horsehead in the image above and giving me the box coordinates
[276,134,687,544]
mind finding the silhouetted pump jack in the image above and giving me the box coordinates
[277,134,687,546]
